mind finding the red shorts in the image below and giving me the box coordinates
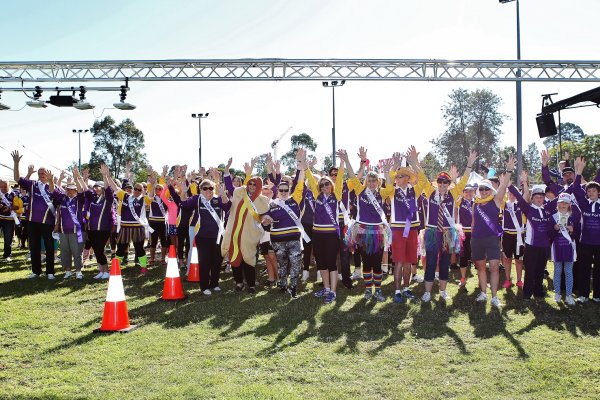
[391,229,418,264]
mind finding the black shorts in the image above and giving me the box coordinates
[313,232,340,271]
[259,241,273,255]
[502,232,524,260]
[471,235,502,262]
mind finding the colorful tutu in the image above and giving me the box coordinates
[345,222,392,255]
[424,227,461,254]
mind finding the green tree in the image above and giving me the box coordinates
[523,142,542,183]
[543,122,585,149]
[548,135,600,180]
[420,152,442,181]
[87,116,148,181]
[432,88,506,170]
[280,133,317,174]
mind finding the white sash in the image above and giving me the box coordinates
[436,192,457,229]
[37,181,56,216]
[0,192,19,225]
[553,213,577,261]
[274,198,311,244]
[126,195,154,234]
[506,202,524,253]
[195,195,225,244]
[364,188,390,227]
[338,200,351,227]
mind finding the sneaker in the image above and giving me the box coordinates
[351,269,361,280]
[373,289,386,302]
[393,292,404,304]
[364,289,373,300]
[402,289,416,300]
[476,292,488,302]
[412,274,424,283]
[93,272,103,280]
[516,280,524,288]
[235,284,244,292]
[288,286,298,299]
[439,290,450,301]
[316,271,322,283]
[566,296,576,306]
[554,294,562,302]
[27,273,39,279]
[248,287,256,294]
[381,264,389,274]
[324,291,336,304]
[593,298,600,303]
[140,268,148,275]
[5,257,12,262]
[224,264,232,273]
[101,272,110,279]
[264,279,276,288]
[314,288,327,298]
[64,271,73,279]
[47,274,55,280]
[491,296,502,308]
[578,296,588,303]
[76,272,83,280]
[301,270,309,282]
[503,280,512,289]
[421,292,431,302]
[203,289,212,296]
[213,286,222,292]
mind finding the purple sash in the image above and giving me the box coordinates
[475,202,501,237]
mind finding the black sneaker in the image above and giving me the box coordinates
[264,279,276,288]
[279,285,287,293]
[235,284,244,292]
[248,287,256,294]
[288,286,298,299]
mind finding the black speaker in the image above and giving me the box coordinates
[536,113,558,138]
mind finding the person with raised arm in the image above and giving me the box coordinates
[571,157,600,303]
[0,178,22,263]
[145,166,169,266]
[12,150,57,279]
[471,156,515,308]
[500,171,527,291]
[339,147,395,302]
[419,151,477,302]
[387,147,428,303]
[456,183,475,288]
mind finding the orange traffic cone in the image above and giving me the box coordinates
[187,240,200,283]
[162,245,187,301]
[96,258,137,333]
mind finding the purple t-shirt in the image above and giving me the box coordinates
[18,177,56,225]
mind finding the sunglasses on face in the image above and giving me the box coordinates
[437,180,450,185]
[278,188,289,193]
[319,181,331,188]
[479,187,491,192]
[202,187,214,191]
[134,188,142,192]
[329,173,338,177]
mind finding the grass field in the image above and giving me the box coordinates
[1,239,600,400]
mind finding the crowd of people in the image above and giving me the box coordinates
[2,145,600,308]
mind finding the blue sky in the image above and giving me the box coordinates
[2,0,600,179]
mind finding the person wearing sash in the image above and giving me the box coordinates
[12,150,57,279]
[85,168,115,280]
[51,169,86,279]
[222,167,270,294]
[102,164,152,275]
[572,157,600,303]
[456,183,475,288]
[419,151,477,302]
[471,156,514,308]
[146,166,169,266]
[551,193,577,305]
[501,185,525,290]
[158,169,182,266]
[507,175,555,300]
[178,167,230,295]
[339,147,394,302]
[299,158,318,283]
[0,179,22,262]
[258,179,279,287]
[387,147,427,303]
[261,150,307,299]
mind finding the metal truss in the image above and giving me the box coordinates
[1,59,600,83]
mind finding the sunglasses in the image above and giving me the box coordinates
[329,173,338,177]
[319,181,331,188]
[479,187,491,192]
[278,189,289,193]
[155,187,163,191]
[202,187,214,191]
[133,188,142,192]
[437,180,451,185]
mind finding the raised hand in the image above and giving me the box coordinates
[574,156,586,176]
[274,160,281,174]
[449,165,458,181]
[243,162,252,176]
[27,164,35,176]
[505,155,516,172]
[100,164,110,178]
[381,158,393,173]
[466,150,478,168]
[520,170,528,187]
[225,157,233,172]
[406,146,420,168]
[540,149,550,167]
[357,146,368,162]
[198,167,206,178]
[11,150,22,163]
[82,168,89,181]
[59,170,66,183]
[264,179,275,191]
[307,156,317,170]
[336,149,349,162]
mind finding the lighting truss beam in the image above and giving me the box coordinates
[1,59,600,83]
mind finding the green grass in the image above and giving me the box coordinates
[1,239,600,400]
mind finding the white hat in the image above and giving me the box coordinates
[557,193,572,203]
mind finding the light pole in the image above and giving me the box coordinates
[500,0,522,183]
[191,113,209,169]
[72,129,89,171]
[323,80,345,167]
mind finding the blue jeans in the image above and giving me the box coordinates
[553,261,574,296]
[0,219,15,257]
[424,230,451,282]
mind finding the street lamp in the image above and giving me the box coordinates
[191,113,209,169]
[500,0,522,184]
[72,129,89,171]
[323,80,345,167]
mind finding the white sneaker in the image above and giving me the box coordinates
[351,269,361,280]
[412,274,424,283]
[203,289,212,296]
[593,298,600,303]
[316,270,322,283]
[27,273,39,279]
[213,286,221,292]
[421,292,431,302]
[93,272,103,279]
[382,264,389,274]
[47,274,55,280]
[64,271,73,279]
[101,272,110,280]
[76,272,83,280]
[554,294,562,303]
[338,273,342,281]
[578,296,588,303]
[491,296,502,308]
[566,296,576,306]
[434,272,439,281]
[439,290,450,301]
[5,257,12,262]
[301,270,309,282]
[476,292,488,302]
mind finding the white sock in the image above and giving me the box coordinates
[395,290,401,295]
